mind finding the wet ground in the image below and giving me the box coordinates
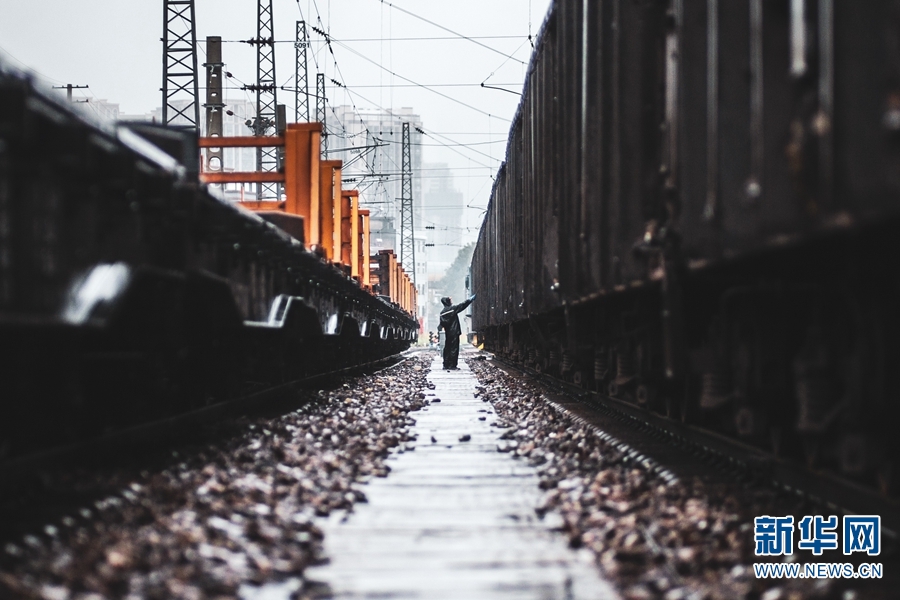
[306,352,616,599]
[0,347,895,599]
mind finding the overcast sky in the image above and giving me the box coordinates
[0,0,553,248]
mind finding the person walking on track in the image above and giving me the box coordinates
[437,295,475,370]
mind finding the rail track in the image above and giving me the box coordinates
[0,351,411,488]
[487,353,900,536]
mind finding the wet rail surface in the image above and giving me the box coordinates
[307,352,616,599]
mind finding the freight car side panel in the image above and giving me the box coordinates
[537,16,560,316]
[471,0,900,507]
[556,0,582,302]
[834,1,900,212]
[615,0,667,286]
[474,0,900,334]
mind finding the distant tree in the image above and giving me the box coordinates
[435,243,475,305]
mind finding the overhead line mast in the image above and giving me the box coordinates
[248,0,279,199]
[203,36,224,178]
[162,0,200,129]
[295,21,311,123]
[400,122,415,285]
[316,73,327,154]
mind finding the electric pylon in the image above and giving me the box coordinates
[400,122,415,284]
[251,0,278,199]
[316,73,327,154]
[295,21,310,123]
[162,0,200,129]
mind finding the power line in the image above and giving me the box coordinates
[338,85,498,169]
[378,134,501,165]
[374,0,527,66]
[222,35,527,44]
[277,82,521,89]
[328,36,511,123]
[303,0,379,157]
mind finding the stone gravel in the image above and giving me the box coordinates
[0,355,429,600]
[466,354,885,600]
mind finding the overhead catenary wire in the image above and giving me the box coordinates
[374,0,527,66]
[222,35,528,43]
[218,0,520,240]
[327,35,511,123]
[336,84,500,170]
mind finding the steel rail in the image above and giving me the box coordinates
[486,353,900,537]
[0,351,412,486]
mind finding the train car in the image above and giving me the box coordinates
[472,0,900,497]
[0,60,417,459]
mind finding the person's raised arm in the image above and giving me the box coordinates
[454,294,476,315]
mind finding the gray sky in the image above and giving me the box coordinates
[0,0,552,248]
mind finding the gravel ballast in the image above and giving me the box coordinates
[0,355,429,600]
[466,354,887,600]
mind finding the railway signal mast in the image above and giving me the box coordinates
[400,122,416,285]
[162,0,200,129]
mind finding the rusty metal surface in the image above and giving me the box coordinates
[307,351,617,599]
[199,136,285,148]
[201,171,284,184]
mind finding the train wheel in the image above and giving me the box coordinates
[803,437,821,469]
[636,384,655,408]
[877,462,893,496]
[770,426,783,457]
[572,371,584,388]
[837,433,870,477]
[679,379,693,423]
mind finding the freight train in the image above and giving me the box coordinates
[472,0,900,498]
[0,60,417,459]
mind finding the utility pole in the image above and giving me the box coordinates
[316,73,327,154]
[295,21,310,123]
[247,0,279,199]
[400,121,415,284]
[162,0,200,129]
[53,84,89,102]
[203,36,224,177]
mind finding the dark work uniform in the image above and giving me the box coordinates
[437,296,474,369]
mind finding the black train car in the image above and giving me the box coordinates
[473,0,900,495]
[0,61,416,459]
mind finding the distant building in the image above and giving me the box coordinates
[329,106,423,257]
[77,99,121,122]
[421,162,465,280]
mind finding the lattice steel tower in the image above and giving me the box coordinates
[252,0,279,199]
[316,73,327,154]
[295,21,310,123]
[162,0,200,128]
[400,122,416,284]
